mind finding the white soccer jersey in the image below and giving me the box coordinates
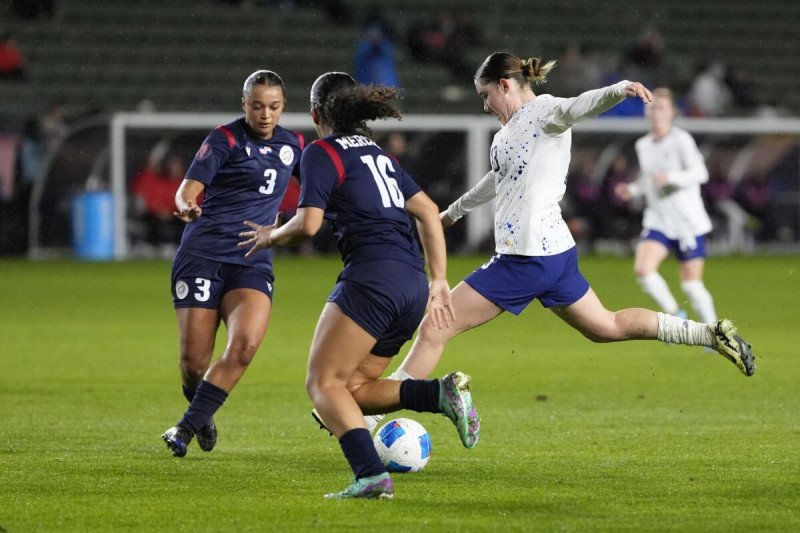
[446,80,631,256]
[632,126,712,244]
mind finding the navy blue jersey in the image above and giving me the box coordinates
[298,133,424,270]
[178,118,304,266]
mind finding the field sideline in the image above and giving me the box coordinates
[1,254,798,531]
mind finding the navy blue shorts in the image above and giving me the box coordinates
[464,247,590,315]
[328,260,429,356]
[641,229,708,261]
[171,251,274,309]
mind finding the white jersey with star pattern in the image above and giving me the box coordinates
[447,80,630,256]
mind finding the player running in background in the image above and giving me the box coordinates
[365,53,754,430]
[161,70,304,457]
[615,87,718,325]
[238,72,479,499]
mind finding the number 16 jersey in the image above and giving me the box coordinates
[298,133,424,272]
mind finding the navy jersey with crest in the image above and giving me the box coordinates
[178,118,304,266]
[298,133,424,271]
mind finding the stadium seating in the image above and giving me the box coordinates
[2,0,798,126]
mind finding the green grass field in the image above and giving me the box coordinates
[1,254,798,531]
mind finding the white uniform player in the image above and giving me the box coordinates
[447,80,632,257]
[617,88,718,325]
[360,53,754,433]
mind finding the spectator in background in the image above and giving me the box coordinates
[735,173,774,241]
[14,103,66,202]
[406,10,481,98]
[600,154,640,240]
[724,65,759,113]
[131,153,186,250]
[0,31,27,80]
[686,62,732,117]
[354,13,400,88]
[564,154,601,249]
[548,44,600,96]
[623,27,666,86]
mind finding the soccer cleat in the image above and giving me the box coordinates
[161,424,193,457]
[438,371,480,449]
[710,319,756,377]
[311,409,333,436]
[196,419,217,452]
[323,472,394,500]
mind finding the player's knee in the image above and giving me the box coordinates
[418,314,453,344]
[226,338,260,367]
[179,353,208,381]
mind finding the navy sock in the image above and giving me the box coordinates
[339,428,386,479]
[182,384,196,403]
[399,379,441,413]
[178,380,228,434]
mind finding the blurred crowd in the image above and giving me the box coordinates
[1,4,798,256]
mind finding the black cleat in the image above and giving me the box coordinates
[311,409,333,436]
[196,419,217,452]
[162,425,193,457]
[711,319,756,377]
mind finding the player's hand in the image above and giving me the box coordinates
[652,172,669,186]
[614,182,632,201]
[173,199,202,222]
[238,214,281,258]
[623,82,653,104]
[440,211,456,229]
[427,278,456,329]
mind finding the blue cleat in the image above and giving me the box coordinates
[161,425,193,457]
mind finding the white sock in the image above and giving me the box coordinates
[389,368,414,381]
[638,272,680,314]
[364,368,413,432]
[657,312,714,346]
[681,280,717,324]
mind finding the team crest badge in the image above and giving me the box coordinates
[175,281,189,300]
[279,145,294,165]
[195,143,212,161]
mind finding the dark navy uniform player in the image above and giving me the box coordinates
[238,72,480,499]
[161,70,304,457]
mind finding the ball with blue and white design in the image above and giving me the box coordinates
[373,418,432,473]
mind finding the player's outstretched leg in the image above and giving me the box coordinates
[710,319,756,376]
[324,472,394,500]
[438,371,480,449]
[161,425,194,457]
[196,419,217,452]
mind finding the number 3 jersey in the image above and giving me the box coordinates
[298,133,424,271]
[177,118,304,267]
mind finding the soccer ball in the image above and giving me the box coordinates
[373,418,432,473]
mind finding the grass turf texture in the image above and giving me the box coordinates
[1,254,797,531]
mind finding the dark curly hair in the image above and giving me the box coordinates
[310,72,402,136]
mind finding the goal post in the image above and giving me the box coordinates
[91,112,800,260]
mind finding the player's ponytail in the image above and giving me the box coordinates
[520,56,556,86]
[475,52,556,89]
